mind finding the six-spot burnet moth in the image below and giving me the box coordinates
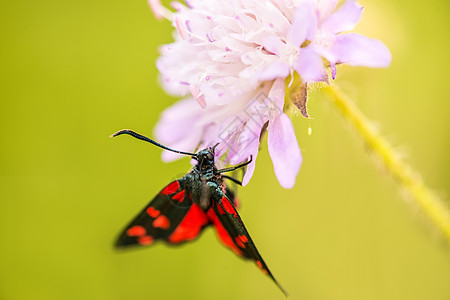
[111,129,287,296]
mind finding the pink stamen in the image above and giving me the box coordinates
[189,85,207,109]
[175,17,187,40]
[148,0,165,20]
[185,20,192,32]
[206,33,215,42]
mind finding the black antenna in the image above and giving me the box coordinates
[110,129,197,157]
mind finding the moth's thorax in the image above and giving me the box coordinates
[185,147,225,210]
[186,170,223,210]
[189,165,221,184]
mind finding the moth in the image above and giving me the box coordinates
[112,129,287,295]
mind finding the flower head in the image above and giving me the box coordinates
[150,0,391,188]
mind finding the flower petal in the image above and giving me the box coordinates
[262,36,284,55]
[242,157,256,186]
[154,97,203,161]
[322,0,363,34]
[160,134,202,162]
[294,47,325,82]
[287,1,317,46]
[315,0,338,22]
[219,117,254,164]
[268,113,302,189]
[267,77,286,112]
[189,84,207,108]
[259,61,290,82]
[331,33,392,67]
[242,141,259,186]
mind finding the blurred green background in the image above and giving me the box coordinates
[1,0,449,299]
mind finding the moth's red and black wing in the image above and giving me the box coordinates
[115,178,210,248]
[207,192,287,296]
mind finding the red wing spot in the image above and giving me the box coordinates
[153,215,170,229]
[221,197,237,216]
[239,235,248,243]
[146,207,160,218]
[172,190,185,202]
[235,237,245,248]
[168,204,209,243]
[126,225,146,237]
[256,260,268,274]
[161,181,180,195]
[137,235,154,245]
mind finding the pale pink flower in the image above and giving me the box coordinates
[150,0,391,188]
[260,0,392,82]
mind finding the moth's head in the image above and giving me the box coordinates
[193,144,218,169]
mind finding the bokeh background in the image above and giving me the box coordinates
[1,0,449,299]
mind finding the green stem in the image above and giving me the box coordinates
[322,85,450,242]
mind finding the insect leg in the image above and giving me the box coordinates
[221,175,242,186]
[216,156,252,174]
